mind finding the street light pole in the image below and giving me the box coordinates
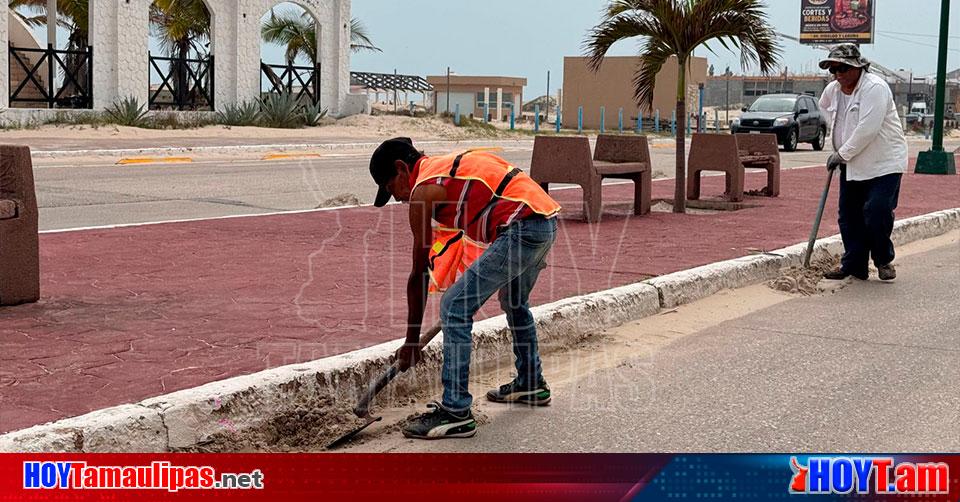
[446,67,451,114]
[546,70,551,123]
[916,0,956,174]
[725,70,730,128]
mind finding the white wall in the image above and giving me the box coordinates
[3,0,358,116]
[435,92,475,116]
[1,7,9,109]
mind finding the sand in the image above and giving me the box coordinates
[0,114,525,145]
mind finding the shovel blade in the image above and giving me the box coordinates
[325,416,382,450]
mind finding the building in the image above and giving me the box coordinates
[562,56,708,130]
[1,1,366,118]
[704,74,830,109]
[427,75,526,121]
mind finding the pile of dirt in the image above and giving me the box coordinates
[650,200,721,215]
[317,193,360,208]
[768,255,840,296]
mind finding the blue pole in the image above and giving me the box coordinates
[600,106,605,133]
[534,104,540,132]
[455,103,460,126]
[618,108,624,133]
[578,106,583,134]
[671,110,676,137]
[510,107,515,130]
[484,103,489,123]
[698,85,704,132]
[715,109,720,132]
[655,109,660,133]
[556,107,562,133]
[637,112,643,134]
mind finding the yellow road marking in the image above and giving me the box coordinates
[117,157,193,165]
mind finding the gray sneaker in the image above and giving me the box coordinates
[878,263,896,281]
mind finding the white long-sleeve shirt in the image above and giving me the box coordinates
[819,71,908,181]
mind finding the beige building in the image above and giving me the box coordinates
[562,56,708,130]
[426,75,526,121]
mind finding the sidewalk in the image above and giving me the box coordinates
[1,165,957,434]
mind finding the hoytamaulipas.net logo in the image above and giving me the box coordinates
[24,461,264,492]
[790,456,949,495]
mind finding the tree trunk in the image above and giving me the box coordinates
[674,57,687,214]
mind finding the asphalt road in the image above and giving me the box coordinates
[347,236,960,453]
[32,137,865,231]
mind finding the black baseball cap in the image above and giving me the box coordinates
[369,137,421,207]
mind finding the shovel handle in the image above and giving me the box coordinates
[804,167,838,268]
[353,322,443,417]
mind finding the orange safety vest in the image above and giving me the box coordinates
[413,150,561,293]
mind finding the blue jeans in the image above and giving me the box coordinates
[838,169,902,277]
[439,216,557,412]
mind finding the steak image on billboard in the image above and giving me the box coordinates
[800,0,876,44]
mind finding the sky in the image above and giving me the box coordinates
[349,0,960,98]
[19,1,960,96]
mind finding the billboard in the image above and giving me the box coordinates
[800,0,875,45]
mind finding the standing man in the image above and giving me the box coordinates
[819,44,908,281]
[369,138,560,439]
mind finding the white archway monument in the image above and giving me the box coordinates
[0,0,364,116]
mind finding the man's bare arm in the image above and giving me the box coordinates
[405,183,446,343]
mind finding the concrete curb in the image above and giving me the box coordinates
[2,208,957,452]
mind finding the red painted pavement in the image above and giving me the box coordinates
[1,166,957,433]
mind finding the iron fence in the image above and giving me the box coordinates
[149,53,214,111]
[9,44,93,109]
[261,61,321,106]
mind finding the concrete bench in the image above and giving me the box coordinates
[531,135,652,223]
[0,145,40,306]
[687,133,780,203]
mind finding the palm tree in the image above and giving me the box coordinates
[584,0,781,213]
[262,9,382,65]
[149,0,212,107]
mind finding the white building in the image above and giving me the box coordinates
[1,0,367,118]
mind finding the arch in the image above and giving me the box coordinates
[259,1,326,106]
[147,0,215,110]
[6,0,95,109]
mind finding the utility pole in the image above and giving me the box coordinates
[916,0,956,174]
[446,67,451,114]
[725,67,732,128]
[545,70,551,123]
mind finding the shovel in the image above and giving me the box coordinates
[325,322,443,450]
[804,166,840,268]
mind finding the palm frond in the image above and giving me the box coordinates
[350,17,381,53]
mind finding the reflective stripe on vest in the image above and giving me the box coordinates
[414,151,559,293]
